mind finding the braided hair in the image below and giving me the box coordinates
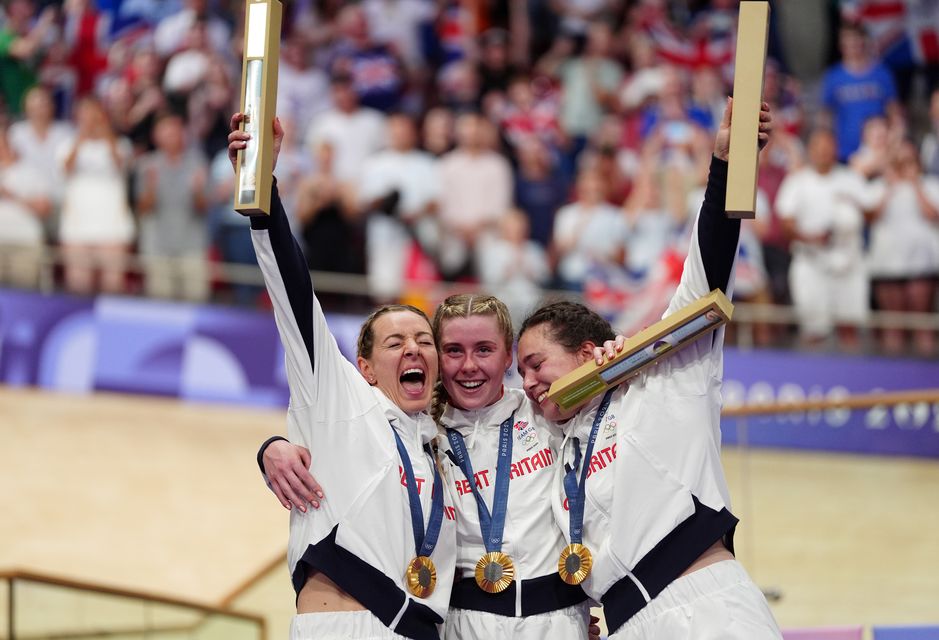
[430,294,514,423]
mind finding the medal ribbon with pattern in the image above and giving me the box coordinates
[558,387,617,585]
[390,422,445,598]
[446,412,516,593]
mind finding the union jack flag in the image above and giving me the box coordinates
[841,0,939,64]
[584,249,684,337]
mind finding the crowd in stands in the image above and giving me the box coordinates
[0,0,938,355]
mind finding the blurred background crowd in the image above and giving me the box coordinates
[0,0,938,355]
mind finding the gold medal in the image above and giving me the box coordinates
[474,551,515,594]
[557,543,593,585]
[405,556,437,598]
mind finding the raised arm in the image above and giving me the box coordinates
[228,114,321,409]
[666,98,772,313]
[228,114,360,414]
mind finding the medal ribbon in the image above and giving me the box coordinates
[445,412,515,554]
[563,388,616,545]
[391,422,444,558]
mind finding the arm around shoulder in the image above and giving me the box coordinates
[257,436,325,512]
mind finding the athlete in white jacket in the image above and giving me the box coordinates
[261,294,602,639]
[229,115,457,640]
[514,99,782,638]
[431,295,593,639]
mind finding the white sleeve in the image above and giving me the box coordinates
[249,183,375,435]
[666,157,737,312]
[652,158,736,389]
[552,206,578,246]
[358,157,390,205]
[774,173,800,220]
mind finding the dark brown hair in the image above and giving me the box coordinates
[518,301,614,352]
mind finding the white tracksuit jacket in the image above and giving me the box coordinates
[251,183,457,640]
[552,157,744,634]
[438,388,589,638]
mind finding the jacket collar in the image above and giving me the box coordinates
[440,387,524,440]
[374,386,439,446]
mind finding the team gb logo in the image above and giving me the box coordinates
[514,420,539,450]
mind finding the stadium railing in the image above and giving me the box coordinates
[10,248,939,353]
[0,569,266,640]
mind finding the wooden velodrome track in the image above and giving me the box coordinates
[2,385,938,638]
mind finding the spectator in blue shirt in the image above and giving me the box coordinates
[821,22,901,163]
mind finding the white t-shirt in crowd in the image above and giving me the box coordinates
[358,148,440,217]
[775,166,874,273]
[437,150,513,232]
[553,201,628,284]
[476,237,551,324]
[162,49,210,94]
[153,9,231,56]
[362,0,435,69]
[866,176,939,278]
[0,161,47,246]
[8,120,74,173]
[305,108,388,183]
[277,62,332,141]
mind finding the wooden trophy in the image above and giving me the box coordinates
[234,0,282,216]
[547,290,734,412]
[725,0,770,219]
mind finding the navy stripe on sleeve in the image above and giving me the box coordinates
[251,181,317,373]
[257,435,288,474]
[697,156,740,293]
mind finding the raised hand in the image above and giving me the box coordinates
[594,334,627,365]
[713,97,773,162]
[227,112,284,174]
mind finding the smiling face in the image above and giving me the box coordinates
[517,323,595,422]
[438,314,513,411]
[357,310,438,414]
[517,302,615,423]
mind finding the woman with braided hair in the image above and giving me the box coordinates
[429,294,597,639]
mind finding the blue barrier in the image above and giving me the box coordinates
[2,288,938,457]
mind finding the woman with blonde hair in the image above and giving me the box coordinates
[57,96,134,294]
[430,294,593,639]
